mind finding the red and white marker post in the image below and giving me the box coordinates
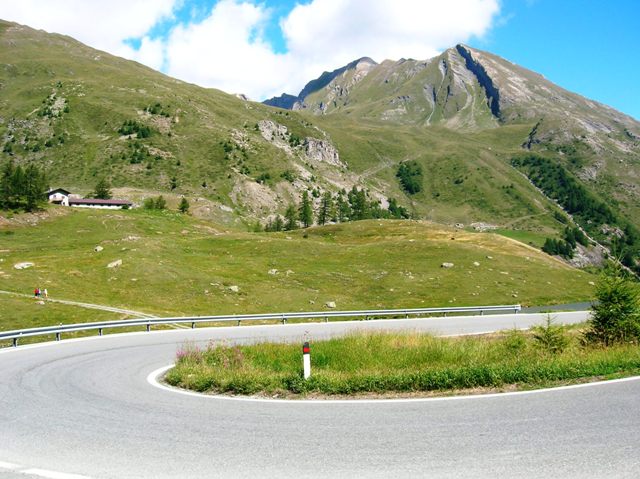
[303,341,311,379]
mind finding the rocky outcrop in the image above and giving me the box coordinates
[456,44,501,119]
[303,138,344,167]
[257,120,344,167]
[257,120,289,143]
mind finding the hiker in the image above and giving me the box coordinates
[43,288,48,299]
[34,288,39,298]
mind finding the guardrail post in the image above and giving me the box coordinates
[282,317,287,325]
[191,322,196,329]
[237,320,241,326]
[146,323,151,332]
[13,338,18,347]
[324,316,328,323]
[480,310,484,316]
[99,328,103,336]
[55,332,60,341]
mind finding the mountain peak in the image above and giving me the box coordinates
[264,56,378,109]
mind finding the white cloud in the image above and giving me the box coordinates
[0,0,501,101]
[281,0,500,82]
[165,0,288,95]
[0,0,177,56]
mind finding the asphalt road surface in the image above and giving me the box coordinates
[2,311,639,478]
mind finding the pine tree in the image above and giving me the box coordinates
[348,187,369,221]
[336,194,349,222]
[284,204,298,230]
[0,161,47,211]
[178,197,190,213]
[24,163,47,212]
[585,263,640,345]
[299,190,313,228]
[155,195,167,210]
[0,160,16,208]
[317,191,333,225]
[93,178,112,199]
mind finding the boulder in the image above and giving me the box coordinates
[228,285,240,293]
[441,262,454,268]
[14,262,34,270]
[473,261,480,267]
[325,301,336,309]
[94,246,104,252]
[268,269,278,276]
[107,259,122,268]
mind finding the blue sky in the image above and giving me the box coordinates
[1,0,638,119]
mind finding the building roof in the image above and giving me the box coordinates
[69,198,132,206]
[46,188,71,196]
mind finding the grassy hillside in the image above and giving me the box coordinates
[2,19,634,242]
[0,207,595,332]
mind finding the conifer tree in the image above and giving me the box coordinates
[93,178,112,199]
[299,190,313,228]
[317,191,333,225]
[284,203,298,230]
[178,197,190,213]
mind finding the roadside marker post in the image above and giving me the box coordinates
[303,341,311,379]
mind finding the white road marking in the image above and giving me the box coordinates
[0,463,92,479]
[147,364,640,405]
[0,461,22,470]
[20,469,91,479]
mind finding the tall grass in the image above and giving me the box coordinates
[164,329,640,396]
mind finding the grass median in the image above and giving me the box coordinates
[164,325,640,398]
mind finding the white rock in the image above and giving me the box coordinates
[441,262,454,268]
[107,259,122,268]
[473,261,480,267]
[325,301,336,309]
[229,285,240,293]
[268,269,278,276]
[486,255,494,260]
[94,246,104,252]
[14,262,34,270]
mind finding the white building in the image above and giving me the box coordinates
[46,188,132,209]
[46,188,71,206]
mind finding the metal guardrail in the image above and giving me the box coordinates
[0,304,521,347]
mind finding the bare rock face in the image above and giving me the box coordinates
[257,120,288,143]
[568,244,606,269]
[303,138,344,167]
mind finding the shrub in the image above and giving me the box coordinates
[532,315,569,354]
[585,264,640,345]
[396,160,423,194]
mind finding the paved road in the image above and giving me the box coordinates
[2,311,640,478]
